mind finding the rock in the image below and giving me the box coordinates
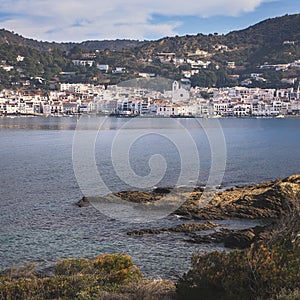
[186,226,267,249]
[223,229,256,249]
[153,187,172,194]
[114,190,164,203]
[76,196,90,207]
[175,174,300,220]
[127,221,219,236]
[76,175,300,219]
[76,175,300,250]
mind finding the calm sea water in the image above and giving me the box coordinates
[0,116,300,278]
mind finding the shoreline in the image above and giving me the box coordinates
[1,113,300,119]
[1,175,299,299]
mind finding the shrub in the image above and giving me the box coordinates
[0,253,143,299]
[94,253,142,284]
[55,258,94,276]
[177,240,300,300]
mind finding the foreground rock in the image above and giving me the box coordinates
[176,174,300,220]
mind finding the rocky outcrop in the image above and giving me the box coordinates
[176,175,300,220]
[127,221,218,236]
[77,175,300,220]
[77,175,300,249]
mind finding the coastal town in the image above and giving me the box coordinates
[0,80,300,117]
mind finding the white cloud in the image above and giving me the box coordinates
[0,0,274,42]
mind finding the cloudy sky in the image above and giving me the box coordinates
[0,0,299,42]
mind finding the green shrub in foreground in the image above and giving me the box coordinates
[177,239,300,300]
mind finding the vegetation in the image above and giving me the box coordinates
[0,207,299,300]
[177,207,300,300]
[0,14,300,89]
[1,207,299,299]
[0,253,145,299]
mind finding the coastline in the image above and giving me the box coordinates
[1,175,299,299]
[1,113,300,119]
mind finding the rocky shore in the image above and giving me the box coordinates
[77,175,300,249]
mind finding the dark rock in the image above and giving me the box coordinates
[153,187,172,194]
[187,226,267,249]
[76,196,90,207]
[223,229,256,249]
[127,221,219,236]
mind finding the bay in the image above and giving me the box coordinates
[0,116,299,278]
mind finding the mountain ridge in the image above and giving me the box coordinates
[0,13,299,89]
[0,13,299,51]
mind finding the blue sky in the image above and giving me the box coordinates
[0,0,299,42]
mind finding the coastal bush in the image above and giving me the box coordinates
[55,257,94,276]
[93,253,142,284]
[0,253,143,299]
[177,232,300,300]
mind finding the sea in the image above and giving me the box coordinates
[0,116,300,279]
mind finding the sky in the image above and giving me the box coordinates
[0,0,299,42]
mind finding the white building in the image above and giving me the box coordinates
[72,60,94,67]
[156,104,186,116]
[97,64,109,72]
[171,81,190,103]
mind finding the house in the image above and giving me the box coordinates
[41,103,51,115]
[275,64,290,71]
[97,64,109,72]
[156,104,186,116]
[227,62,236,69]
[72,60,94,67]
[281,78,297,85]
[16,55,24,62]
[97,100,118,114]
[233,103,252,117]
[81,53,96,59]
[62,102,78,114]
[5,102,19,114]
[188,49,209,58]
[157,52,176,62]
[112,67,126,74]
[283,40,296,45]
[215,44,228,51]
[1,65,14,71]
[50,101,63,114]
[138,73,155,78]
[187,59,211,69]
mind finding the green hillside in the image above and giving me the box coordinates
[0,13,299,89]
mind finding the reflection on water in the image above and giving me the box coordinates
[0,116,78,130]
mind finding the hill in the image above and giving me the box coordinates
[0,29,146,52]
[0,13,299,89]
